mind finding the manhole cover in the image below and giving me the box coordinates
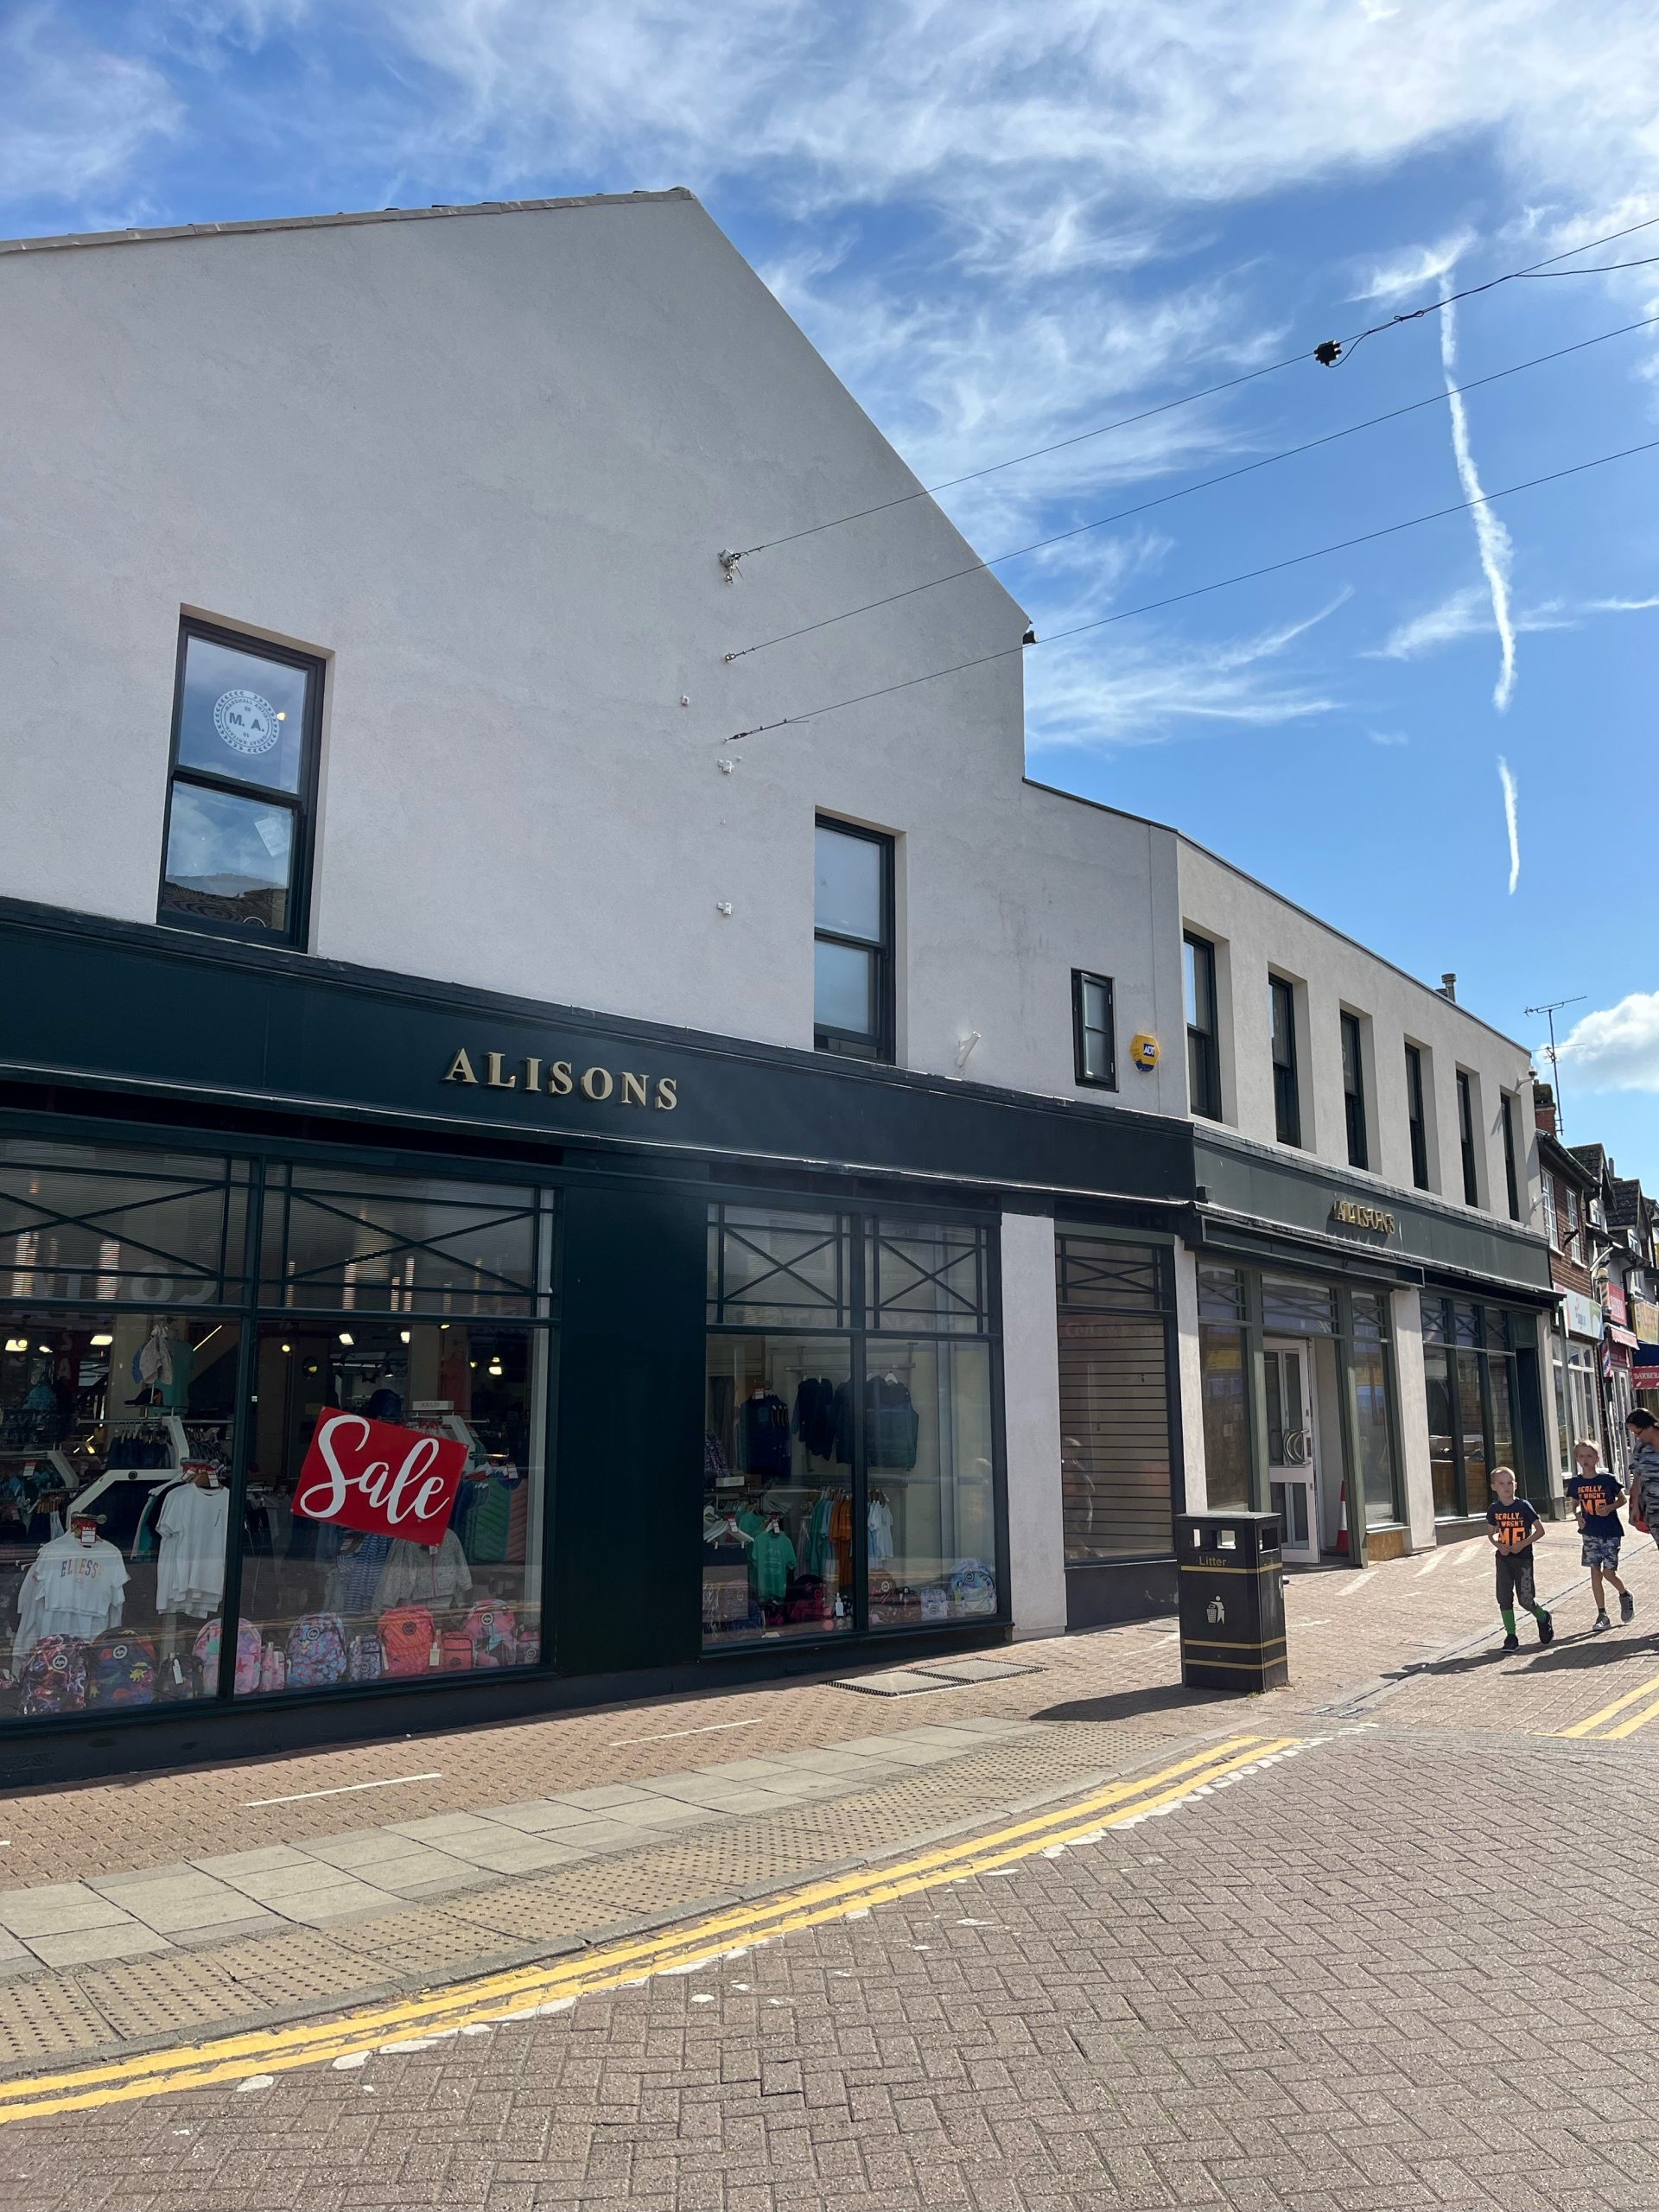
[912,1657,1043,1685]
[835,1669,960,1697]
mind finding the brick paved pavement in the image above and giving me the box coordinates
[4,1722,1657,2210]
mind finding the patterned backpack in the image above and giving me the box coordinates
[285,1611,347,1687]
[19,1635,89,1715]
[86,1631,158,1707]
[193,1618,262,1695]
[377,1605,435,1677]
[462,1601,517,1669]
[258,1643,287,1694]
[347,1631,384,1682]
[437,1629,474,1672]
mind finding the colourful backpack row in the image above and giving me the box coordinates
[286,1612,347,1686]
[193,1618,262,1696]
[18,1635,88,1714]
[88,1631,158,1707]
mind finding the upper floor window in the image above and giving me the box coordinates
[1542,1172,1560,1250]
[814,817,893,1063]
[1340,1010,1368,1171]
[1564,1185,1582,1266]
[1183,933,1221,1121]
[1268,974,1301,1147]
[1071,970,1116,1090]
[1405,1043,1431,1191]
[1500,1091,1522,1223]
[1456,1069,1480,1206]
[159,620,323,947]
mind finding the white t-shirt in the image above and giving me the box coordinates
[15,1534,128,1661]
[155,1483,230,1616]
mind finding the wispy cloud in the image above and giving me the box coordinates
[1369,584,1648,661]
[1368,729,1410,746]
[1440,284,1517,710]
[1554,991,1659,1091]
[1353,228,1478,301]
[1497,754,1520,893]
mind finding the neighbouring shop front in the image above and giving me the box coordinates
[1189,1130,1554,1566]
[0,895,1192,1782]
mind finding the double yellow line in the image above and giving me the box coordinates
[0,1732,1299,2126]
[1559,1671,1659,1742]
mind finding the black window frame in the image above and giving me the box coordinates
[1071,969,1117,1090]
[1340,1009,1369,1171]
[1456,1068,1480,1206]
[1501,1090,1522,1222]
[158,617,326,950]
[1268,973,1301,1148]
[813,816,895,1065]
[1183,932,1222,1121]
[1405,1042,1430,1191]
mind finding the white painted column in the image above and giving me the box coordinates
[997,1208,1066,1642]
[1390,1284,1435,1550]
[1172,1243,1207,1511]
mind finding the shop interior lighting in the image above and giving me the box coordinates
[90,1333,113,1347]
[338,1331,354,1346]
[281,1344,292,1355]
[4,1338,27,1353]
[487,1359,504,1376]
[400,1330,411,1344]
[35,1344,51,1354]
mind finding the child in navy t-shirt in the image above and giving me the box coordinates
[1565,1439,1633,1631]
[1486,1465,1554,1654]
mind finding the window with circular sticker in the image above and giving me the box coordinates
[175,634,310,796]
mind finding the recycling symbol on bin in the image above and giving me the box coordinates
[1206,1595,1226,1626]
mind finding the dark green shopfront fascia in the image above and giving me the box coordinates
[0,897,1198,1784]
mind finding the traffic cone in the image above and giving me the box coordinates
[1336,1479,1350,1556]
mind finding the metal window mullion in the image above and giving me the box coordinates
[851,1217,868,1633]
[214,1158,265,1704]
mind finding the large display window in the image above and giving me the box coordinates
[0,1135,552,1726]
[702,1205,1001,1648]
[1421,1296,1524,1518]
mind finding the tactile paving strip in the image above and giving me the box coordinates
[0,1713,1183,2074]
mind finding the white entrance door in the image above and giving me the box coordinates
[1265,1339,1319,1564]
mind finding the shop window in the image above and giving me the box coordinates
[867,1221,987,1333]
[1198,1325,1249,1509]
[868,1339,995,1626]
[1056,1238,1174,1562]
[1196,1265,1244,1323]
[1405,1043,1432,1191]
[261,1166,543,1319]
[0,1137,249,1306]
[1071,971,1117,1090]
[159,620,324,948]
[1423,1345,1459,1517]
[1340,1011,1369,1171]
[1456,1069,1481,1205]
[237,1317,546,1695]
[813,818,894,1062]
[1183,934,1222,1121]
[703,1335,854,1645]
[1269,976,1301,1147]
[1501,1092,1522,1222]
[1350,1292,1399,1528]
[1421,1294,1523,1517]
[1261,1276,1335,1336]
[707,1206,851,1328]
[1,1312,243,1719]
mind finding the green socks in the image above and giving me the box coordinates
[1501,1606,1516,1635]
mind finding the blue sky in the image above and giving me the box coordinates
[5,1,1657,1179]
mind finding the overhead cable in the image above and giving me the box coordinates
[727,434,1659,741]
[721,211,1659,564]
[722,308,1659,662]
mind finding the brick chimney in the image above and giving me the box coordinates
[1535,1081,1558,1137]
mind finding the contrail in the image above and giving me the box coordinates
[1497,755,1520,893]
[1440,282,1516,709]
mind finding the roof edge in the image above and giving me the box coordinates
[0,190,696,259]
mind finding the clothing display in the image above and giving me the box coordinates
[326,1532,395,1616]
[374,1527,474,1611]
[791,1378,840,1462]
[154,1481,230,1617]
[867,1497,894,1561]
[14,1532,128,1663]
[739,1391,791,1478]
[751,1522,797,1604]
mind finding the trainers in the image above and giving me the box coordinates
[1537,1611,1554,1646]
[1622,1592,1637,1624]
[1502,1633,1520,1652]
[1594,1611,1612,1631]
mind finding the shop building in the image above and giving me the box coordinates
[0,193,1553,1781]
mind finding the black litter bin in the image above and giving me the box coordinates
[1175,1511,1288,1691]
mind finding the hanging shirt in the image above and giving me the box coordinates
[155,1484,230,1616]
[14,1534,128,1662]
[740,1394,792,1478]
[868,1498,895,1562]
[376,1528,474,1611]
[752,1526,797,1603]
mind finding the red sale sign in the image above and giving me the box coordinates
[294,1413,466,1548]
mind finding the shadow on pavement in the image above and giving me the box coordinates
[1033,1684,1211,1726]
[1411,1633,1656,1681]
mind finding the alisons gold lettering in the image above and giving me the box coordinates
[442,1050,683,1111]
[1331,1198,1395,1234]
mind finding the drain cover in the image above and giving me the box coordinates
[912,1656,1043,1685]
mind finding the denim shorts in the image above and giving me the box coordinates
[1582,1532,1622,1571]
